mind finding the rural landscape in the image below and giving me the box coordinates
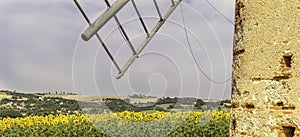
[0,90,231,136]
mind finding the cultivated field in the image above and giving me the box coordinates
[0,110,230,137]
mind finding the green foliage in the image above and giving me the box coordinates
[0,108,22,118]
[194,99,205,108]
[220,99,231,105]
[104,98,154,112]
[154,106,169,112]
[166,117,229,137]
[156,97,178,105]
[167,104,174,109]
[0,116,229,137]
[0,111,230,137]
[0,91,81,117]
[1,119,109,137]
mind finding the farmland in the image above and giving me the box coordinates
[0,90,231,136]
[0,111,229,136]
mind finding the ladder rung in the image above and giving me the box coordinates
[104,0,137,55]
[153,0,163,20]
[74,0,122,73]
[116,0,182,79]
[131,0,150,36]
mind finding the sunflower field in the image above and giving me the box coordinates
[0,110,230,137]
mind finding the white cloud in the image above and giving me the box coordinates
[0,0,234,99]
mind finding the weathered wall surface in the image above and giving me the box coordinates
[231,0,300,136]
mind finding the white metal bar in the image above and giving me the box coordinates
[116,0,182,79]
[81,0,129,41]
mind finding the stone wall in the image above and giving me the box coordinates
[231,0,300,136]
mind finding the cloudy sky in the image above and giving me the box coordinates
[0,0,235,99]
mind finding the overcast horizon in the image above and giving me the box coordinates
[0,0,235,99]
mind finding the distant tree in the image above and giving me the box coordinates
[168,104,174,109]
[124,98,130,103]
[156,97,178,104]
[155,106,165,111]
[194,99,205,108]
[0,98,11,104]
[11,96,18,100]
[0,108,22,118]
[220,99,231,105]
